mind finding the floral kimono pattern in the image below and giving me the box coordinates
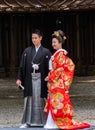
[44,49,90,129]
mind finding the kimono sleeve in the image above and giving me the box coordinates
[48,51,75,90]
[47,49,52,59]
[63,56,75,90]
[44,49,52,72]
[48,51,65,82]
[17,50,27,82]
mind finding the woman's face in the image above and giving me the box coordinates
[52,38,62,50]
[32,33,42,47]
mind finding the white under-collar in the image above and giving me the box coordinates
[35,44,41,52]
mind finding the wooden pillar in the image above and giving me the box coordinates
[76,14,81,75]
[0,18,2,66]
[0,16,8,77]
[9,15,16,77]
[0,40,2,66]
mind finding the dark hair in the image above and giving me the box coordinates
[52,30,66,44]
[32,29,43,37]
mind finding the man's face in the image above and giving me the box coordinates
[32,33,42,46]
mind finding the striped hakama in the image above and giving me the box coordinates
[22,73,46,126]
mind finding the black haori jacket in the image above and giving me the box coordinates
[17,45,51,98]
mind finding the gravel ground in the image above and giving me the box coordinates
[0,76,95,128]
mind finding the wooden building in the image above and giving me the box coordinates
[0,0,95,77]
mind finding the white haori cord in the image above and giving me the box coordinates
[32,64,39,73]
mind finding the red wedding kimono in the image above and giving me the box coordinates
[44,49,90,130]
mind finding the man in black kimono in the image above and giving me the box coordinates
[16,29,51,128]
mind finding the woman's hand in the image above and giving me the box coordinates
[44,76,49,81]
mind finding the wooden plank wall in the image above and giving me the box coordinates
[0,11,95,77]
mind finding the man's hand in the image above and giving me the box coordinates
[16,79,22,87]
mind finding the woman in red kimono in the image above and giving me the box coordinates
[44,30,90,129]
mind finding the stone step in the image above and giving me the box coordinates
[0,125,95,130]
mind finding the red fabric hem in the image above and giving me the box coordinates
[60,123,90,130]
